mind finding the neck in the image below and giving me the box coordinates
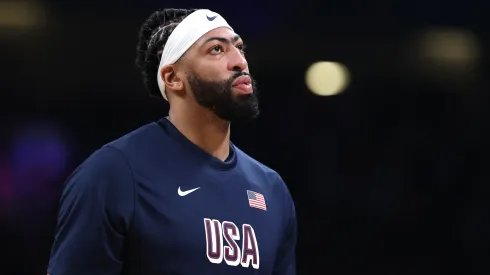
[168,102,230,161]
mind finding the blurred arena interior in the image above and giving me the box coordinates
[1,0,489,274]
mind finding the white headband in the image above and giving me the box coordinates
[156,9,233,100]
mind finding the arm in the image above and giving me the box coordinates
[273,180,298,275]
[47,146,134,275]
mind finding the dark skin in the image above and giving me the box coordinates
[159,27,249,161]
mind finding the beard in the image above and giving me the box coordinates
[186,71,260,123]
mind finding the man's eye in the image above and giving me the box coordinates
[210,45,224,54]
[236,44,246,53]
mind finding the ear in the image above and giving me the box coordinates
[160,65,184,92]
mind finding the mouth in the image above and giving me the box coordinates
[232,75,253,94]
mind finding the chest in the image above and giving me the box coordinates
[131,167,284,274]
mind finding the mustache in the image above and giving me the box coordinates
[229,72,255,84]
[232,72,250,79]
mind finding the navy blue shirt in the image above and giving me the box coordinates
[48,118,296,275]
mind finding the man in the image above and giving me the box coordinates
[47,8,297,275]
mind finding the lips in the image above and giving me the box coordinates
[231,75,253,94]
[232,75,252,87]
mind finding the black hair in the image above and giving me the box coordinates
[135,8,197,98]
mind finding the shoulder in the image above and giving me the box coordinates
[104,120,164,154]
[235,146,280,178]
[68,118,173,192]
[64,145,133,195]
[91,120,173,171]
[234,146,292,198]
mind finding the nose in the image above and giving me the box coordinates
[228,47,248,72]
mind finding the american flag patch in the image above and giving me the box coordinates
[247,190,267,211]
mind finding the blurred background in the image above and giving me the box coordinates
[1,0,489,274]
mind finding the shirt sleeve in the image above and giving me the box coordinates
[273,179,298,275]
[47,146,135,275]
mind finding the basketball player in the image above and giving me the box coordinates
[47,8,297,275]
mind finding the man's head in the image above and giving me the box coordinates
[135,8,259,123]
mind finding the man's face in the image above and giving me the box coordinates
[181,27,259,123]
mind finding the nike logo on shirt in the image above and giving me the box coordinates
[178,187,200,196]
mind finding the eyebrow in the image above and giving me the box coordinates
[202,35,242,45]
